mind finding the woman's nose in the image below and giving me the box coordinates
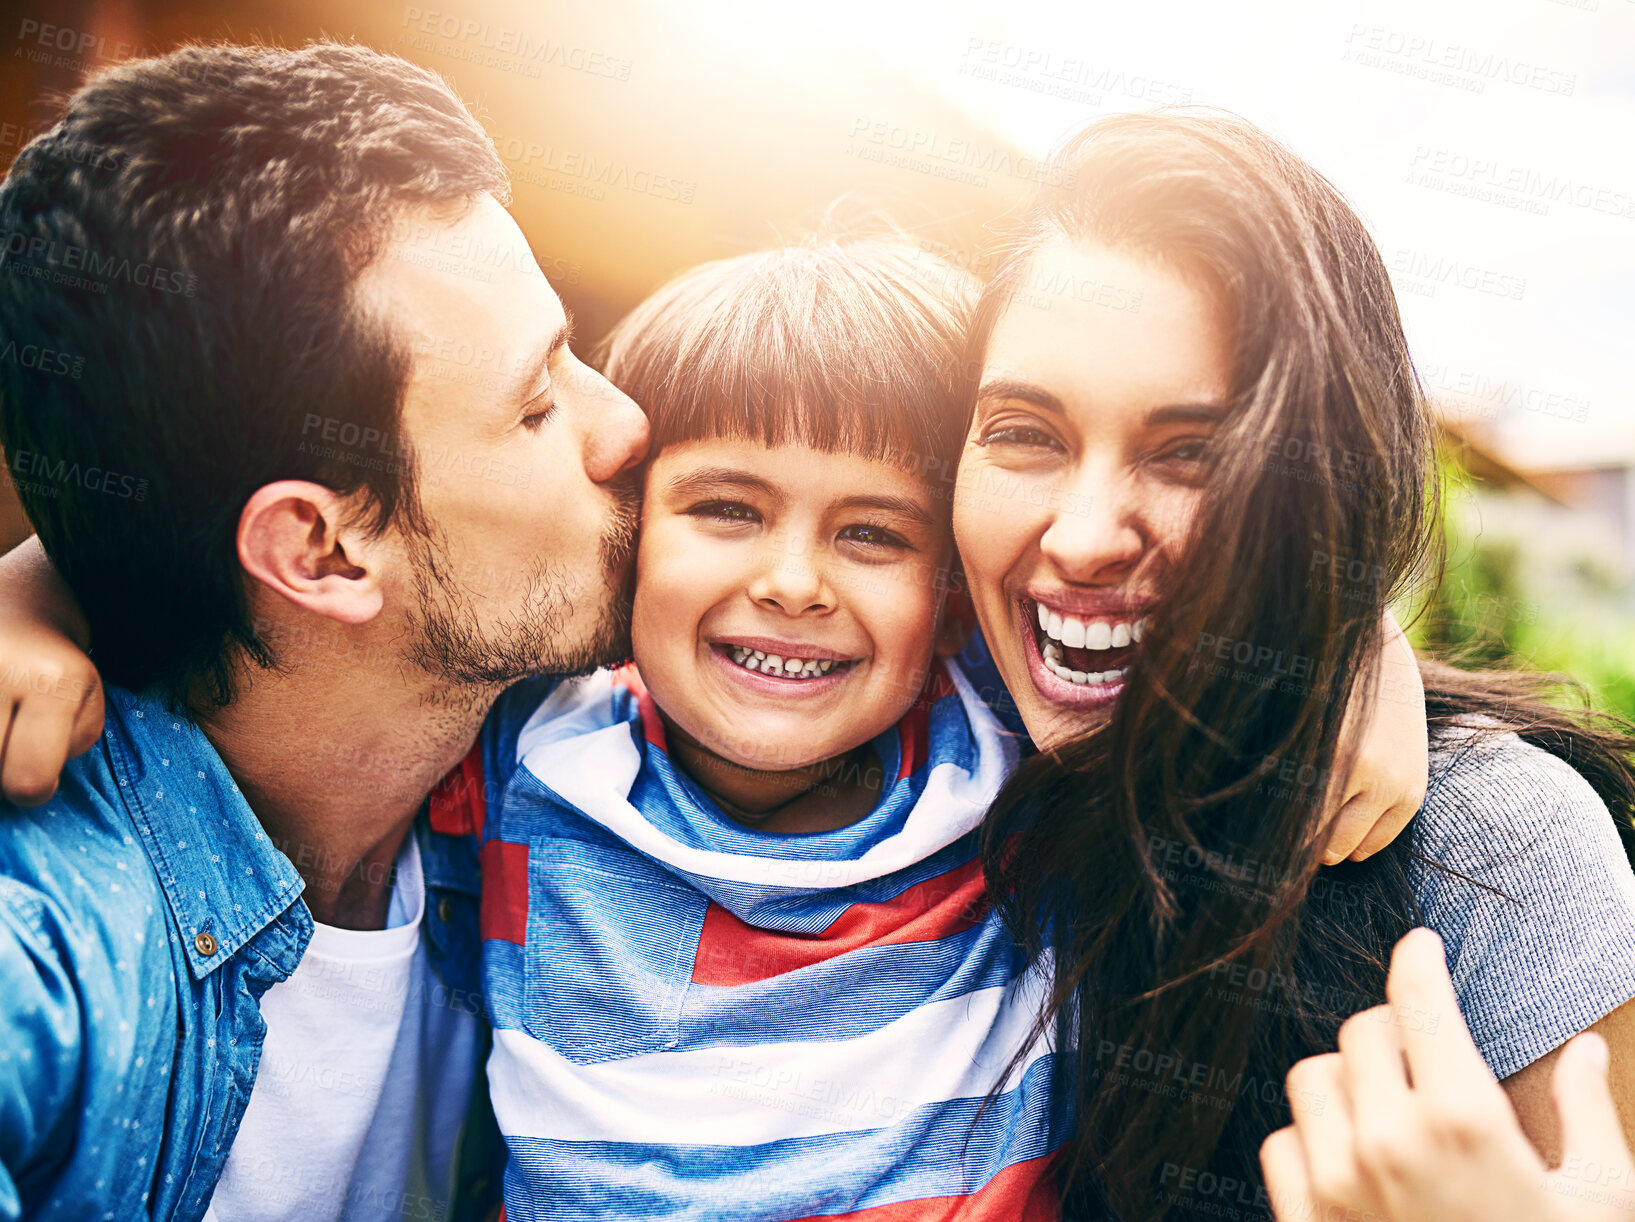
[1038,475,1145,584]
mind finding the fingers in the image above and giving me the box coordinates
[1337,1004,1412,1124]
[1347,791,1417,862]
[65,672,104,759]
[1553,1033,1632,1177]
[0,692,77,806]
[1285,1052,1377,1209]
[1259,1126,1316,1221]
[1320,791,1372,865]
[1383,929,1495,1101]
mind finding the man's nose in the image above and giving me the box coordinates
[583,371,650,484]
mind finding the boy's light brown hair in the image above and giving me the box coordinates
[597,235,978,486]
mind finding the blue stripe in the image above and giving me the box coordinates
[500,1055,1067,1222]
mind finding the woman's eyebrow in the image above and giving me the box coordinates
[1146,402,1227,426]
[976,378,1066,415]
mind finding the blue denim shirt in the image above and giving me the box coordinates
[0,684,509,1222]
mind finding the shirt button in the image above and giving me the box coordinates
[437,896,454,924]
[193,931,217,957]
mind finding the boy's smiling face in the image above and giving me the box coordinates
[632,438,954,780]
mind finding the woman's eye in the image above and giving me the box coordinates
[1160,439,1212,465]
[838,523,909,549]
[690,501,760,524]
[978,425,1063,451]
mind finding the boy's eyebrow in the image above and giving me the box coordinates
[663,466,783,502]
[833,494,934,529]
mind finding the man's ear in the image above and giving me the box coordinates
[237,481,385,625]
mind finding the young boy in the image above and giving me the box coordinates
[469,238,1070,1220]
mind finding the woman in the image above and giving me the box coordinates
[950,111,1635,1220]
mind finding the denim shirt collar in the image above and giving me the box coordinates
[104,686,311,979]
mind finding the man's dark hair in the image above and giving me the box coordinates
[0,41,509,707]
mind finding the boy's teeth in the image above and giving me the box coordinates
[725,648,843,679]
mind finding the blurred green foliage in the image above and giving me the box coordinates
[1405,458,1635,720]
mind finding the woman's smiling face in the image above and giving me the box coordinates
[953,238,1233,751]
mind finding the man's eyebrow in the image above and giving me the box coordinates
[513,309,576,405]
[976,378,1066,415]
[833,493,934,529]
[662,467,782,502]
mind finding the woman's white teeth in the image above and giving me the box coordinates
[727,647,840,679]
[1040,641,1129,687]
[1037,606,1147,651]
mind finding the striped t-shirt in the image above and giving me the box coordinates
[478,658,1069,1220]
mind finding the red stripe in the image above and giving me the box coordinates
[479,839,530,945]
[612,663,668,751]
[789,1153,1060,1221]
[691,856,989,986]
[896,663,958,781]
[428,744,485,837]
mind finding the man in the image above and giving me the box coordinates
[0,41,646,1220]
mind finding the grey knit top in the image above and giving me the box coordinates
[1411,724,1635,1080]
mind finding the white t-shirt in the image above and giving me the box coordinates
[204,834,480,1222]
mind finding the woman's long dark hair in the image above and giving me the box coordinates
[970,112,1635,1221]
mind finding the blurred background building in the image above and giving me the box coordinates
[2,0,1631,710]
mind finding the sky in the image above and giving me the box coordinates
[690,0,1635,468]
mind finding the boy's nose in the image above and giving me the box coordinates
[748,543,833,616]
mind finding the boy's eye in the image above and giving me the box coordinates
[689,501,761,524]
[838,523,909,549]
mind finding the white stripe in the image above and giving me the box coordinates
[490,964,1055,1146]
[515,659,1019,892]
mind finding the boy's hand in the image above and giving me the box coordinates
[0,536,102,806]
[0,613,102,805]
[1320,608,1427,864]
[1261,928,1635,1222]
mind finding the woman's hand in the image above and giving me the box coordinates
[1261,928,1635,1222]
[1320,608,1428,864]
[0,536,102,805]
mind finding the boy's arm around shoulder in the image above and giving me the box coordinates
[0,536,103,807]
[0,875,86,1220]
